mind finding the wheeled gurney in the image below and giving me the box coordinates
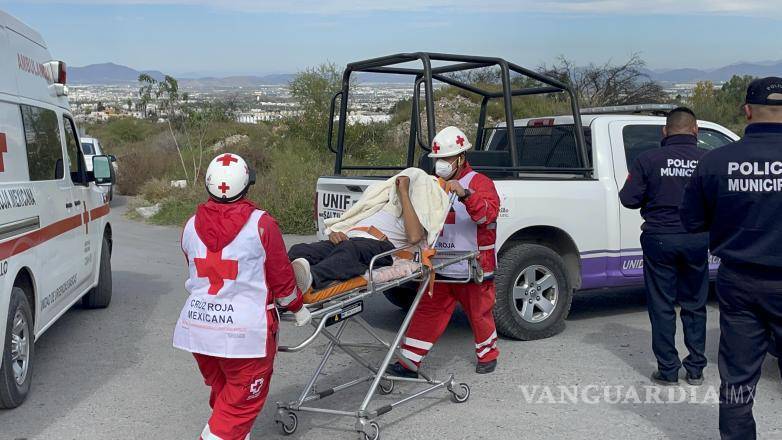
[276,211,483,439]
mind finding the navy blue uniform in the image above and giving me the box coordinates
[620,134,710,382]
[681,123,782,440]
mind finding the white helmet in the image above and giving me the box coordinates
[205,153,255,202]
[428,126,472,158]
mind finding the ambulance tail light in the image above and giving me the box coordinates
[56,61,67,85]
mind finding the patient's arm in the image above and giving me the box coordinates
[396,176,425,245]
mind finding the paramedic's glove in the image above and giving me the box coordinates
[445,180,468,198]
[293,307,312,327]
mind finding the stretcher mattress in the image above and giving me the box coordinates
[303,277,367,304]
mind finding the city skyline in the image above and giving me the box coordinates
[4,1,782,76]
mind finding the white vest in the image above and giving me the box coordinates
[173,210,274,358]
[435,171,478,277]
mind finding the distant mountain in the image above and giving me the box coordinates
[646,60,782,83]
[70,62,414,87]
[70,63,165,85]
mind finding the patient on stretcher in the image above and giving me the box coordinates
[289,168,450,294]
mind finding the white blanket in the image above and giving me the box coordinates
[324,168,449,245]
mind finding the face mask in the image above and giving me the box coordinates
[435,158,457,179]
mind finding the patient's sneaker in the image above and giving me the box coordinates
[291,258,313,293]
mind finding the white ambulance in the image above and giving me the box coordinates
[0,10,114,408]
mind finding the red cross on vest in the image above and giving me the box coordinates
[0,133,7,173]
[441,208,456,236]
[217,154,238,166]
[218,182,230,194]
[194,249,239,295]
[455,136,465,147]
[432,142,440,154]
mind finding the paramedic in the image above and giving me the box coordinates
[391,126,501,375]
[288,175,425,292]
[619,107,710,387]
[681,77,782,440]
[173,153,311,440]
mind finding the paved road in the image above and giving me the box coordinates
[1,197,780,440]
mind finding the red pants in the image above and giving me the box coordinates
[401,281,499,366]
[194,339,276,440]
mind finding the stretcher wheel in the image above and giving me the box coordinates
[450,383,470,403]
[277,412,298,435]
[362,421,380,440]
[378,379,395,395]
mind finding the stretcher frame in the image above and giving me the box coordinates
[276,235,481,439]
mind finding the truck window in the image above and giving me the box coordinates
[62,116,86,184]
[486,124,589,168]
[81,142,95,155]
[622,125,735,167]
[20,105,64,181]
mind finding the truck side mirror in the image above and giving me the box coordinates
[92,155,113,186]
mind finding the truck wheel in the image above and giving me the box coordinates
[494,243,572,340]
[383,285,415,311]
[0,287,34,408]
[82,237,112,309]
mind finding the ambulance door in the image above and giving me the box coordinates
[19,104,81,325]
[61,115,96,292]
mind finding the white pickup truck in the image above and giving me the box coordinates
[316,54,739,341]
[316,109,738,340]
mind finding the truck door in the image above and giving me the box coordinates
[609,121,661,277]
[610,121,738,277]
[61,115,97,293]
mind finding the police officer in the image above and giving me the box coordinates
[620,107,710,386]
[681,77,782,440]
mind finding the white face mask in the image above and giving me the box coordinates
[435,159,457,179]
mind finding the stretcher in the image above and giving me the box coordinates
[276,197,483,440]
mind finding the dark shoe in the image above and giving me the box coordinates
[388,362,418,379]
[685,372,704,386]
[651,371,679,386]
[476,359,497,374]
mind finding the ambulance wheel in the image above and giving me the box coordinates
[362,422,380,440]
[82,236,112,309]
[449,382,470,403]
[494,243,572,341]
[378,379,394,395]
[277,412,298,435]
[0,287,34,409]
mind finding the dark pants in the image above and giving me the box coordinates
[716,263,782,440]
[640,232,710,380]
[288,237,395,289]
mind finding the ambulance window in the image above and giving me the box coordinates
[62,116,86,184]
[20,105,64,181]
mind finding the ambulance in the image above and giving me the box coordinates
[0,10,114,408]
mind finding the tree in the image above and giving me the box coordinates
[540,54,668,107]
[137,73,157,119]
[96,101,105,112]
[289,62,342,148]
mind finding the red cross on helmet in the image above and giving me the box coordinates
[205,153,255,202]
[428,126,472,158]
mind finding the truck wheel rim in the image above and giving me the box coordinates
[10,309,30,385]
[512,265,558,323]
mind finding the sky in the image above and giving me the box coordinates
[3,0,782,77]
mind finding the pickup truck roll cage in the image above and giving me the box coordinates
[328,52,592,178]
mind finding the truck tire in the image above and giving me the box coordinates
[383,284,416,311]
[494,243,573,340]
[82,237,112,309]
[0,287,34,408]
